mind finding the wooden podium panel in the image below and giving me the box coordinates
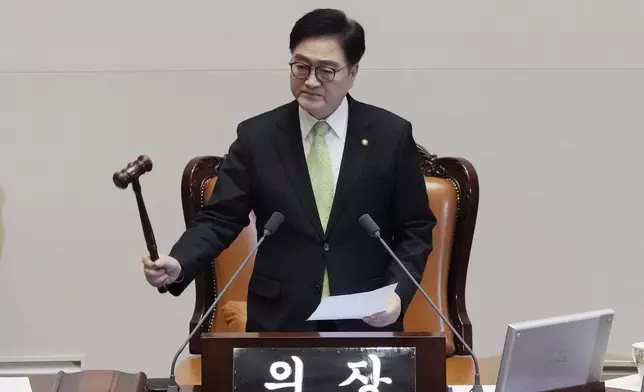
[176,355,495,386]
[201,331,446,392]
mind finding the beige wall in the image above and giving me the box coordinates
[1,0,643,377]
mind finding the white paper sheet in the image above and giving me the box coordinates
[307,283,398,321]
[605,374,643,392]
[448,385,496,392]
[0,377,32,392]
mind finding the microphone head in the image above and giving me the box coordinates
[264,212,284,236]
[359,214,380,238]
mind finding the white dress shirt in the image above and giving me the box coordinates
[299,96,349,190]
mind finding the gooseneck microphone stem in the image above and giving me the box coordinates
[375,235,483,392]
[167,211,284,391]
[168,235,266,388]
[359,213,481,392]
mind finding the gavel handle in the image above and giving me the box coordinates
[132,179,168,294]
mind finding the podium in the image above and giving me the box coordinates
[200,331,446,392]
[197,331,611,392]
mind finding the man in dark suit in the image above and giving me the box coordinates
[142,8,436,332]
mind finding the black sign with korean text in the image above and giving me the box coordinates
[232,346,416,392]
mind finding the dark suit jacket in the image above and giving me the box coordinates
[167,94,437,332]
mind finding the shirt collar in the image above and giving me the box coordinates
[299,95,348,141]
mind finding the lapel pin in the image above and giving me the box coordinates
[361,139,369,146]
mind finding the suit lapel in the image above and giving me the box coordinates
[325,96,372,238]
[274,101,325,239]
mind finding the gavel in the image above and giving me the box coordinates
[113,155,167,294]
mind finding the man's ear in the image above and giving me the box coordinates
[350,63,360,78]
[348,63,359,89]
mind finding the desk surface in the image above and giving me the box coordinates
[23,372,633,392]
[22,354,637,392]
[24,374,633,392]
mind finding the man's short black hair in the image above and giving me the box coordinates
[289,8,366,65]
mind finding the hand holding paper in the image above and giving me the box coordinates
[363,291,401,327]
[307,283,398,321]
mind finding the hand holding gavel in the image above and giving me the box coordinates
[113,155,180,294]
[141,254,182,289]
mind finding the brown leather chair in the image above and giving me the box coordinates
[176,145,479,383]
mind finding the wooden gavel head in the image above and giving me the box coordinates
[113,155,153,189]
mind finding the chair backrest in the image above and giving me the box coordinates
[180,145,479,356]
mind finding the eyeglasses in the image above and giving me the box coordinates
[289,61,350,83]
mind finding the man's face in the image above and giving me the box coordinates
[289,37,358,119]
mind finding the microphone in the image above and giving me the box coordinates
[358,214,483,392]
[164,212,285,391]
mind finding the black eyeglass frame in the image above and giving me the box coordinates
[289,61,351,83]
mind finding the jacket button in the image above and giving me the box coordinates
[314,285,321,294]
[323,243,330,251]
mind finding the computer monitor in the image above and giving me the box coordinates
[496,309,615,392]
